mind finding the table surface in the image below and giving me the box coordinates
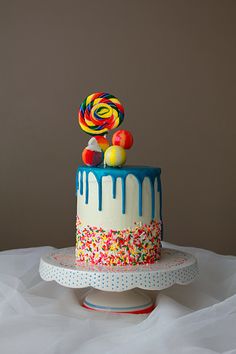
[0,242,236,354]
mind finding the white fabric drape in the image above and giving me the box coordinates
[0,242,236,354]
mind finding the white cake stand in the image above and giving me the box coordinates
[39,247,198,314]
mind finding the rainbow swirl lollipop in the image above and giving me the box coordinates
[78,92,124,135]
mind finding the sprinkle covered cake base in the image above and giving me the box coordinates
[76,217,162,266]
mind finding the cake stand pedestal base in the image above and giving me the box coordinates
[39,247,198,314]
[83,289,155,314]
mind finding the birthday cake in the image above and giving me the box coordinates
[76,93,162,266]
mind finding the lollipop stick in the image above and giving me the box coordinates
[103,133,107,168]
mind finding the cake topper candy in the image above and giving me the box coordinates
[112,130,133,150]
[92,135,109,152]
[82,138,103,166]
[78,92,124,136]
[104,145,126,167]
[78,92,134,167]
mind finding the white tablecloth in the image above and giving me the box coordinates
[0,242,236,354]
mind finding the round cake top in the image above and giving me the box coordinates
[76,165,161,180]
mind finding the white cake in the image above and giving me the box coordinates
[75,166,162,266]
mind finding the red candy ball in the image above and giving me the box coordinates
[82,147,103,166]
[112,130,133,150]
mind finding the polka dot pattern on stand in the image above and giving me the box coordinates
[39,248,198,291]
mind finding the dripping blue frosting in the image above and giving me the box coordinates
[76,165,162,232]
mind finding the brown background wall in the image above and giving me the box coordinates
[1,0,236,254]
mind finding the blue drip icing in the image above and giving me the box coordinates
[75,166,162,235]
[150,177,155,220]
[79,171,83,195]
[96,174,103,211]
[98,181,102,211]
[76,172,79,195]
[112,176,117,199]
[85,172,89,204]
[121,176,127,214]
[138,179,143,216]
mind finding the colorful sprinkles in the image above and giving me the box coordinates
[76,217,162,266]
